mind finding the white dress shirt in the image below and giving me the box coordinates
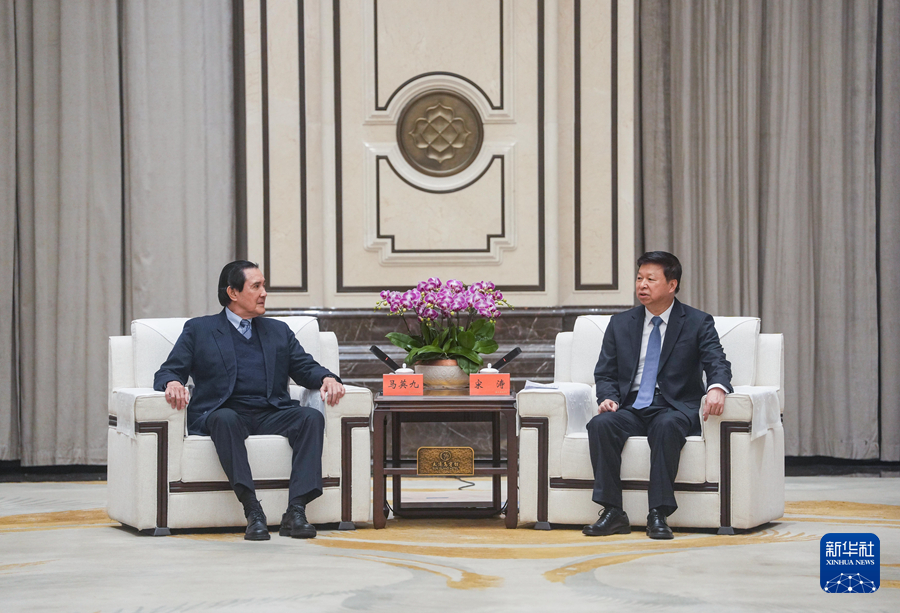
[225,306,249,331]
[630,302,674,392]
[629,301,727,395]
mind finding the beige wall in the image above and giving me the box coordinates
[242,0,635,308]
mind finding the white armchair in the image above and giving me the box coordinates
[107,316,372,535]
[518,315,785,534]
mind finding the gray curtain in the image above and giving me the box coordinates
[0,0,17,461]
[14,0,123,465]
[121,0,235,321]
[639,0,897,459]
[0,0,234,465]
[879,0,900,461]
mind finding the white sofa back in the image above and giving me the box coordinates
[129,315,327,389]
[565,314,761,387]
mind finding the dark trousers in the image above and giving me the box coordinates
[204,405,325,508]
[586,391,700,516]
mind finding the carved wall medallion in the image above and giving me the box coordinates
[397,90,484,177]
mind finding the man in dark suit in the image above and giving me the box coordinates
[584,251,732,539]
[155,260,345,541]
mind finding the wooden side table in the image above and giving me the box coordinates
[372,391,518,529]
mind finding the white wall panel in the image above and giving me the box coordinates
[241,0,635,308]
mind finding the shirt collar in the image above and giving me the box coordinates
[644,301,675,327]
[224,306,244,330]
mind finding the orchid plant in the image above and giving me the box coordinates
[376,278,512,374]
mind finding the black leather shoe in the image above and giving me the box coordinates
[583,506,631,536]
[244,508,270,541]
[279,504,317,539]
[646,508,674,539]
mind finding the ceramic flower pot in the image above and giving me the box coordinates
[414,359,469,390]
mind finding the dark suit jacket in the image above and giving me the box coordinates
[593,299,733,417]
[153,310,339,434]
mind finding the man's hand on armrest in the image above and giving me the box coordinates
[164,381,190,411]
[702,387,727,421]
[320,376,345,407]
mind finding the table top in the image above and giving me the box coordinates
[374,390,516,410]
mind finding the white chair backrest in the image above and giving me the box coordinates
[570,316,611,385]
[130,315,321,389]
[132,318,190,388]
[712,317,759,386]
[566,314,760,387]
[276,316,322,361]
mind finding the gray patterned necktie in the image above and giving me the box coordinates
[238,319,252,339]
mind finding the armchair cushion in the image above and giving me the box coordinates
[560,432,707,483]
[181,435,292,482]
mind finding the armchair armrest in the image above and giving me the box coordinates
[110,387,187,485]
[112,388,184,423]
[702,389,778,483]
[289,383,372,419]
[700,392,753,427]
[516,388,570,479]
[318,384,373,479]
[329,384,374,419]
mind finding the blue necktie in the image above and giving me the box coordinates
[238,319,252,339]
[633,316,663,409]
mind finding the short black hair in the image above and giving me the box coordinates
[217,260,260,307]
[637,251,682,294]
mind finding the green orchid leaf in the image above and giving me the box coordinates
[469,318,487,336]
[445,344,467,357]
[476,320,495,340]
[411,350,443,364]
[457,330,476,350]
[473,339,499,355]
[404,345,424,361]
[455,356,480,374]
[420,321,434,345]
[453,347,483,365]
[386,332,422,351]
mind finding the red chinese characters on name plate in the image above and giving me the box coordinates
[469,373,510,396]
[383,374,424,396]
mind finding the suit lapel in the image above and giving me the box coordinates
[213,311,237,387]
[257,318,275,397]
[657,299,685,373]
[627,307,644,385]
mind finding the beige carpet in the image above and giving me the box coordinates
[0,477,898,612]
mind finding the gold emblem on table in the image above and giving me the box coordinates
[397,90,484,177]
[416,446,475,476]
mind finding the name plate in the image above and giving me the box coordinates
[417,447,475,476]
[469,373,511,395]
[383,373,424,395]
